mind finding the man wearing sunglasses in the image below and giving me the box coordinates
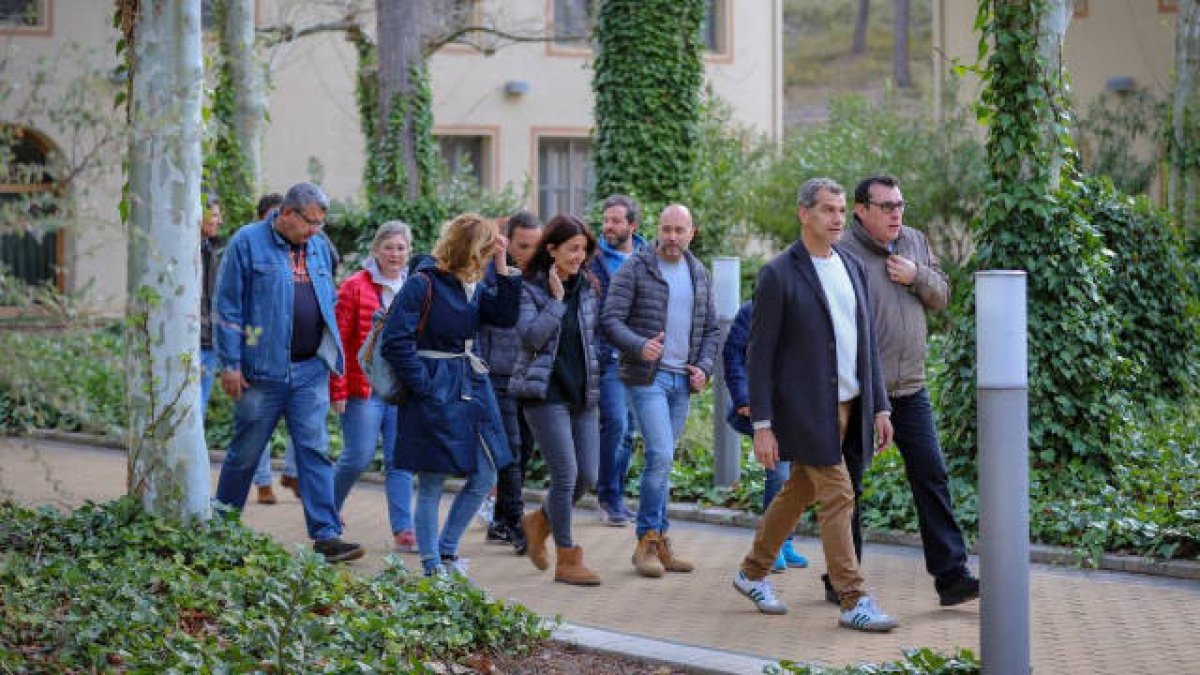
[840,174,979,607]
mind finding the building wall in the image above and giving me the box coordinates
[2,0,782,313]
[934,1,1177,119]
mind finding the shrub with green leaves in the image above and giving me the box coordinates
[0,497,548,672]
[768,647,980,674]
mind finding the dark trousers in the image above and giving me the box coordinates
[846,388,969,583]
[493,385,534,528]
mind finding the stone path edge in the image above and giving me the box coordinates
[18,429,1200,581]
[553,622,779,675]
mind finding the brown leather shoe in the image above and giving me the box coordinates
[654,533,694,573]
[280,474,301,498]
[632,531,665,578]
[521,508,552,571]
[554,545,601,586]
[256,485,278,505]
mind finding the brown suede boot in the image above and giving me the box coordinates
[554,546,601,586]
[632,531,665,578]
[654,533,694,573]
[256,485,278,504]
[521,509,552,571]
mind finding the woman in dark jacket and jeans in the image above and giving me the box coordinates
[380,213,520,577]
[509,215,602,586]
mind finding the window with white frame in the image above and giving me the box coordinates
[553,0,593,46]
[538,137,593,219]
[437,135,487,187]
[0,0,45,28]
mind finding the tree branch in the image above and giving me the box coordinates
[257,18,362,47]
[423,25,589,57]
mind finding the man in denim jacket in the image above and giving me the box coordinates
[212,182,363,563]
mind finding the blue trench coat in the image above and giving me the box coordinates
[379,261,520,475]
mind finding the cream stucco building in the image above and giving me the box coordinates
[1,0,782,313]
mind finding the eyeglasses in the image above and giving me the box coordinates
[868,200,906,214]
[292,209,325,229]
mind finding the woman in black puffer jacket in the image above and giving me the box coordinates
[508,214,603,586]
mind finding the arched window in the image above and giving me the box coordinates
[0,126,62,300]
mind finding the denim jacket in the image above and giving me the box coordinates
[213,213,344,382]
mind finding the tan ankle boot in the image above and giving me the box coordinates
[256,485,278,504]
[555,545,601,586]
[654,533,694,573]
[632,531,665,578]
[521,509,552,571]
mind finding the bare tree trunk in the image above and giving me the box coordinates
[1170,0,1200,229]
[892,0,911,86]
[125,0,210,520]
[376,0,425,199]
[1037,0,1071,190]
[852,0,870,55]
[222,0,264,196]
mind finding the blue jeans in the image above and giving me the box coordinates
[626,370,692,538]
[596,358,635,509]
[202,347,272,486]
[414,443,497,571]
[763,460,792,511]
[333,393,414,534]
[889,388,969,581]
[214,357,340,541]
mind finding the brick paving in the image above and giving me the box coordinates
[3,437,1198,673]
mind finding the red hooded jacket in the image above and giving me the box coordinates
[330,269,384,401]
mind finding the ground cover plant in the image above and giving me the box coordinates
[0,496,548,672]
[769,647,980,674]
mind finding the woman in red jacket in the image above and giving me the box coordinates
[330,221,416,551]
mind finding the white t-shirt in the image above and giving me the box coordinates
[811,252,860,402]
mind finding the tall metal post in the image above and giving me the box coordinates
[711,256,741,487]
[976,271,1030,675]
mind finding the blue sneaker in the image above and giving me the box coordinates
[780,539,809,568]
[772,550,787,573]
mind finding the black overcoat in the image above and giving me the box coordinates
[747,241,890,467]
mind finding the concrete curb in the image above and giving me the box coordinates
[18,430,1200,581]
[553,622,778,675]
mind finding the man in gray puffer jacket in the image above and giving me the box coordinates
[601,204,720,578]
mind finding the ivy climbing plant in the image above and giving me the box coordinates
[206,0,258,231]
[592,0,704,235]
[935,0,1132,469]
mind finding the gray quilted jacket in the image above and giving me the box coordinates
[600,245,721,386]
[508,273,601,407]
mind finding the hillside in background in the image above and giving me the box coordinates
[784,0,935,126]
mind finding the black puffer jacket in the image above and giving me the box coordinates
[508,271,600,407]
[477,264,523,386]
[599,245,720,386]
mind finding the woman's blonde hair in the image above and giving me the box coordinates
[432,213,497,282]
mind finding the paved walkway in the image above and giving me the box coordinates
[4,437,1199,674]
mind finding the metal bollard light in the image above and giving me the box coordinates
[976,271,1030,675]
[711,256,741,488]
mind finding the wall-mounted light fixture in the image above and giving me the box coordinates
[504,80,530,96]
[1105,76,1136,94]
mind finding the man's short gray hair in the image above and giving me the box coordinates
[281,182,329,212]
[372,220,412,251]
[601,194,640,224]
[796,178,844,208]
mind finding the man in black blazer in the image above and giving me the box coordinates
[731,177,898,632]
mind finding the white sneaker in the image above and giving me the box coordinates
[444,556,470,578]
[732,570,787,614]
[838,595,898,632]
[475,493,495,526]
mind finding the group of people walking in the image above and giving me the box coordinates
[199,174,978,634]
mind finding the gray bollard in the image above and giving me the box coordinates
[711,256,741,488]
[976,271,1030,675]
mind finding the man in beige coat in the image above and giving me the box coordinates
[839,175,979,607]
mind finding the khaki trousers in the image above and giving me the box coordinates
[741,401,865,609]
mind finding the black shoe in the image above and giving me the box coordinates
[509,523,528,556]
[936,574,980,606]
[314,537,364,564]
[821,573,839,605]
[486,522,513,545]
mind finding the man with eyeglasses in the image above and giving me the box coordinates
[213,182,364,564]
[839,174,979,607]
